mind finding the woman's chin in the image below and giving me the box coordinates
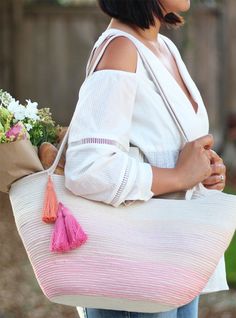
[181,1,191,12]
[166,1,191,14]
[174,0,190,12]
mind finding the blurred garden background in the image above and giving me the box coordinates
[0,0,236,317]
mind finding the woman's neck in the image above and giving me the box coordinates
[107,18,161,46]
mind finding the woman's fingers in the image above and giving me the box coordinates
[203,161,226,186]
[203,161,226,191]
[194,134,214,150]
[202,174,225,186]
[209,149,223,164]
[204,182,225,191]
[210,163,226,175]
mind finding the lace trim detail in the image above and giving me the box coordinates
[77,137,127,152]
[110,157,132,206]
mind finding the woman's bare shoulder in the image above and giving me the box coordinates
[94,36,138,73]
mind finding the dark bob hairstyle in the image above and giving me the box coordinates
[97,0,184,30]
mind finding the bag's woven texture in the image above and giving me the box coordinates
[9,171,236,313]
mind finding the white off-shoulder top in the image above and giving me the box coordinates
[65,28,229,295]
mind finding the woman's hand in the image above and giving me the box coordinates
[202,150,226,191]
[175,134,214,191]
[151,135,226,196]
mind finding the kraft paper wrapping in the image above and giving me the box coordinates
[0,140,44,193]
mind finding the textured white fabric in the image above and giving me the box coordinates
[65,28,229,295]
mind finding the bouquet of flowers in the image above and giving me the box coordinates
[0,89,62,193]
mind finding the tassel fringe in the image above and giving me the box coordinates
[50,203,70,252]
[43,175,88,252]
[50,202,88,253]
[42,175,58,223]
[63,204,88,249]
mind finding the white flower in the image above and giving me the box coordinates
[8,99,20,114]
[25,99,38,109]
[14,104,27,121]
[25,123,33,131]
[0,90,13,108]
[8,100,26,121]
[25,99,39,121]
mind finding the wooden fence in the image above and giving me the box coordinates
[1,1,236,138]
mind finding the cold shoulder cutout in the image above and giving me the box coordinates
[93,36,138,74]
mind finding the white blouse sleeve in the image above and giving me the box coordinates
[64,70,154,207]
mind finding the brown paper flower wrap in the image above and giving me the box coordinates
[0,140,44,193]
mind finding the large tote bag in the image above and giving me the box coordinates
[9,34,236,313]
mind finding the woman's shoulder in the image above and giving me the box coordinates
[94,35,138,74]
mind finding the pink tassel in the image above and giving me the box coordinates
[50,202,88,253]
[63,202,88,249]
[62,202,88,249]
[50,203,70,252]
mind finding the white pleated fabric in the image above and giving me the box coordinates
[65,28,229,295]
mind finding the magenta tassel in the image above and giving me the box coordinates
[62,202,88,249]
[50,203,70,253]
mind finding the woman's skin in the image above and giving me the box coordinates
[93,0,226,195]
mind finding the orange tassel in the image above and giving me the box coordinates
[42,175,58,223]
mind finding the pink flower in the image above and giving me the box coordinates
[5,122,28,141]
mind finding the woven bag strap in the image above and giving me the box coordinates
[47,34,121,175]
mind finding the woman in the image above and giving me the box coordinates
[65,0,228,317]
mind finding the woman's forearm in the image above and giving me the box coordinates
[150,166,182,196]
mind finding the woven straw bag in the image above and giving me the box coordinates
[9,34,236,313]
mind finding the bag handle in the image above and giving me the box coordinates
[47,34,121,175]
[86,34,115,77]
[48,32,189,175]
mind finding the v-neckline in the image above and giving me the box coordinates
[101,28,200,116]
[159,36,199,115]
